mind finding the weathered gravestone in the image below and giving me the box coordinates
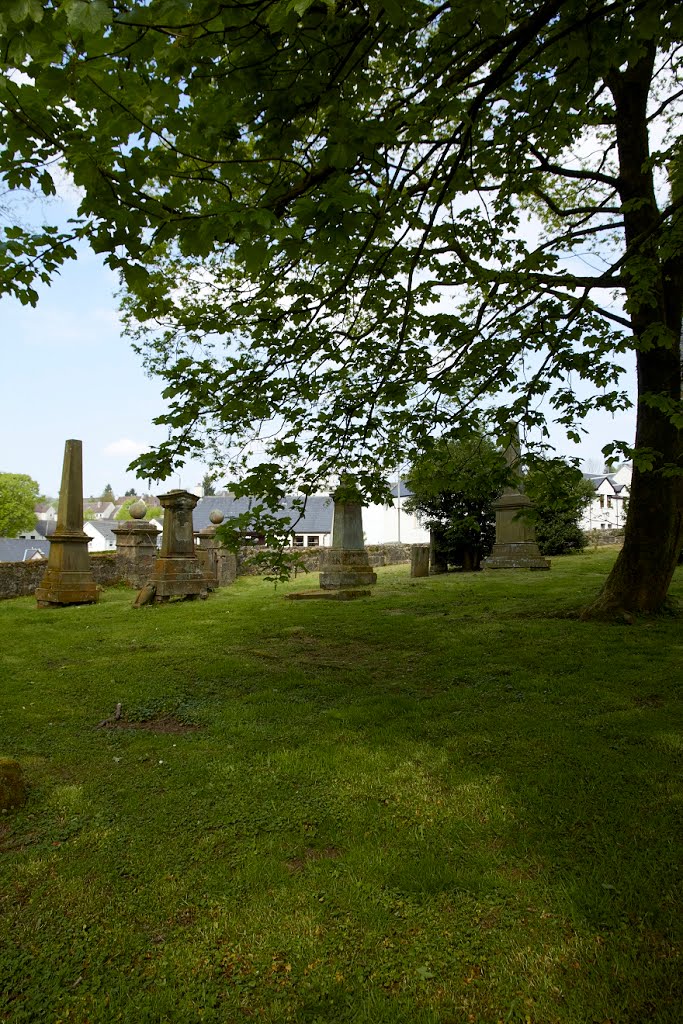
[482,424,550,571]
[135,489,207,603]
[196,509,224,590]
[35,439,99,607]
[410,544,430,577]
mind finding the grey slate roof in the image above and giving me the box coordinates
[34,520,56,538]
[0,539,50,562]
[389,480,414,499]
[583,474,628,494]
[193,495,333,534]
[86,519,122,545]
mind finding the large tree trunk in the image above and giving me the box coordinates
[583,45,683,618]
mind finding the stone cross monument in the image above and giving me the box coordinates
[482,424,550,570]
[36,439,99,607]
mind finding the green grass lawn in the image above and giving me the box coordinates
[1,550,681,1024]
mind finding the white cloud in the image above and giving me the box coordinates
[103,438,149,457]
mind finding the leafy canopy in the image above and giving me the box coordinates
[0,472,40,537]
[0,1,680,508]
[405,435,509,570]
[523,459,596,555]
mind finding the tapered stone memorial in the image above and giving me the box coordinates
[482,425,550,571]
[137,489,206,602]
[36,439,99,607]
[318,479,377,591]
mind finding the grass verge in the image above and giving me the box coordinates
[0,549,681,1023]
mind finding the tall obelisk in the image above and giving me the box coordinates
[36,440,99,606]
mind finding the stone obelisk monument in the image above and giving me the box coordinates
[318,477,377,590]
[482,424,550,570]
[36,439,99,606]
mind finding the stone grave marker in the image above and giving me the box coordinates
[135,489,207,603]
[35,439,99,607]
[482,424,550,571]
[410,544,430,577]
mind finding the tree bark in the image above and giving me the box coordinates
[583,46,683,618]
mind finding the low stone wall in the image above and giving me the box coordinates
[0,551,157,601]
[0,543,405,600]
[367,543,412,566]
[0,560,47,600]
[237,543,412,576]
[583,529,625,547]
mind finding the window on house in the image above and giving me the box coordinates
[599,496,605,508]
[601,522,606,529]
[607,497,612,508]
[293,535,304,547]
[307,536,320,547]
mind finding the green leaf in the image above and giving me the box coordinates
[62,0,112,33]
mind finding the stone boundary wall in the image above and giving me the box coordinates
[0,543,402,600]
[583,529,625,547]
[0,560,47,600]
[0,552,157,601]
[237,543,412,576]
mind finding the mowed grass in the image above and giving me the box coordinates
[0,549,681,1024]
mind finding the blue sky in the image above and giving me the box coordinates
[2,244,210,499]
[1,193,636,500]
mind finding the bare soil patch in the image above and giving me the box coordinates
[96,714,200,734]
[286,845,341,873]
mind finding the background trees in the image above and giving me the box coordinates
[0,472,40,537]
[405,437,507,572]
[0,1,680,612]
[114,498,163,521]
[406,441,594,568]
[524,460,596,556]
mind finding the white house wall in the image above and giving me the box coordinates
[82,522,117,552]
[362,501,430,545]
[579,485,629,531]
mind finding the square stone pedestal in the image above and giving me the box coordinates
[319,548,377,589]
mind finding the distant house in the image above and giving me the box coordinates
[83,500,117,520]
[580,464,631,531]
[0,538,50,563]
[193,494,333,548]
[194,484,430,548]
[34,502,57,521]
[18,519,51,541]
[83,518,123,552]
